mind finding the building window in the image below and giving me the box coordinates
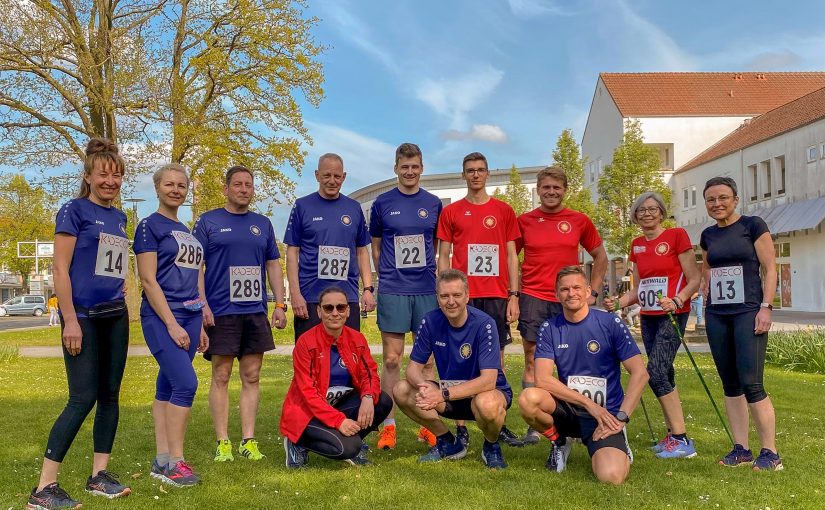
[761,160,771,199]
[776,156,786,195]
[597,158,603,177]
[774,242,791,258]
[808,145,817,163]
[682,188,689,209]
[820,142,825,159]
[748,164,758,202]
[690,185,697,207]
[440,198,451,207]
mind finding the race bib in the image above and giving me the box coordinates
[438,380,467,390]
[325,385,354,406]
[637,277,668,311]
[467,244,499,276]
[95,233,129,279]
[567,375,607,407]
[171,231,203,270]
[318,245,349,281]
[709,265,745,305]
[229,266,263,302]
[394,234,426,269]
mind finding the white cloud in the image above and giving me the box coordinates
[507,0,573,18]
[415,65,505,128]
[442,124,509,144]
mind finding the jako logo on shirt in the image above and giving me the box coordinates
[483,216,497,229]
[119,223,126,235]
[557,221,572,234]
[312,216,323,222]
[418,208,429,219]
[220,228,232,232]
[655,242,670,255]
[341,215,352,226]
[250,225,262,236]
[459,343,472,359]
[557,343,569,349]
[586,340,600,354]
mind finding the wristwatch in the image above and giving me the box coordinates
[591,290,599,298]
[275,302,288,312]
[760,303,773,310]
[363,286,375,294]
[508,290,520,298]
[615,411,630,423]
[362,393,374,400]
[441,387,451,402]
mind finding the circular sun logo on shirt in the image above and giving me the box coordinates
[341,215,352,226]
[655,242,670,255]
[249,225,262,236]
[459,343,472,359]
[557,221,571,234]
[418,208,429,219]
[483,215,497,229]
[587,340,601,354]
[338,357,347,369]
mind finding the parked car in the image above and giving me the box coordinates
[0,295,47,317]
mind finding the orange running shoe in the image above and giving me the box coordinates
[377,424,397,450]
[417,426,437,447]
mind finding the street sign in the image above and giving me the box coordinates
[37,243,54,256]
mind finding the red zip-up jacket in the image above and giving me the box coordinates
[280,324,381,442]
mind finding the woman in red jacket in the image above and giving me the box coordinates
[281,286,392,468]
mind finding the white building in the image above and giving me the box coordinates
[674,87,825,312]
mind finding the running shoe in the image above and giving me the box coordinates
[238,438,265,460]
[545,441,572,473]
[377,424,396,450]
[499,425,524,447]
[214,439,234,462]
[27,483,81,510]
[656,437,697,459]
[719,444,754,467]
[418,436,467,463]
[481,441,507,469]
[165,460,201,487]
[456,425,470,447]
[417,426,437,447]
[345,442,373,466]
[150,459,170,483]
[651,434,672,453]
[284,437,308,469]
[522,427,541,445]
[752,449,783,471]
[85,470,131,499]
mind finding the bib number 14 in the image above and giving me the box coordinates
[95,233,129,280]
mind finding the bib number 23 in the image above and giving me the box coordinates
[467,244,499,276]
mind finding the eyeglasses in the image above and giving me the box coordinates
[705,195,735,205]
[320,303,349,313]
[636,207,660,216]
[464,169,488,176]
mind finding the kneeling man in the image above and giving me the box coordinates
[519,266,648,484]
[394,269,512,469]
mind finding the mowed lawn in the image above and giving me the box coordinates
[1,354,822,510]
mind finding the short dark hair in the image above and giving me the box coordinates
[536,166,568,188]
[555,265,587,289]
[395,143,422,165]
[462,152,488,171]
[436,268,469,293]
[703,176,738,197]
[225,165,253,185]
[318,286,347,304]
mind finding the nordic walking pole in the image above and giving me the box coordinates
[639,396,657,445]
[657,291,734,447]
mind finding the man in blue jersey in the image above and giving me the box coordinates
[519,265,648,484]
[370,143,442,450]
[193,166,288,462]
[284,153,375,341]
[393,269,512,469]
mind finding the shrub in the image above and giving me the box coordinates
[766,328,825,374]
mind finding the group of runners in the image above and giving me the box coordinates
[26,138,782,510]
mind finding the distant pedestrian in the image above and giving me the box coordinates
[47,293,59,327]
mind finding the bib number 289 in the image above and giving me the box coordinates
[229,266,262,302]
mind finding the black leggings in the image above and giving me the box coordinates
[640,313,688,398]
[297,391,393,460]
[705,310,768,403]
[44,313,130,462]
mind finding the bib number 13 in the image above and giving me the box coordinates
[709,265,745,305]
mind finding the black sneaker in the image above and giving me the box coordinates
[284,437,309,469]
[456,425,470,447]
[345,442,373,466]
[481,440,507,469]
[499,426,524,447]
[27,483,81,510]
[85,470,131,499]
[522,427,541,445]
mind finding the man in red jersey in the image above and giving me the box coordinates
[436,152,522,447]
[517,166,608,444]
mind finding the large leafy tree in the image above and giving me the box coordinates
[595,119,672,255]
[492,164,531,216]
[552,128,594,216]
[0,175,55,289]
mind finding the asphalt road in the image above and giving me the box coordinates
[0,315,50,331]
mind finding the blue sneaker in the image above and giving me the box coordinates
[150,459,170,484]
[283,437,309,469]
[656,437,697,459]
[344,442,372,466]
[481,441,507,469]
[456,425,470,447]
[651,434,672,453]
[719,444,754,467]
[418,436,467,463]
[752,448,783,471]
[27,483,81,510]
[85,470,131,499]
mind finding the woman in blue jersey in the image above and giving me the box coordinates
[28,138,132,510]
[135,163,209,487]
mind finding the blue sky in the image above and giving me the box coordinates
[17,0,825,234]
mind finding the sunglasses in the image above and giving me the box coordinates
[320,303,349,313]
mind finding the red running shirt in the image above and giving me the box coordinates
[518,207,602,302]
[629,227,693,315]
[436,198,520,298]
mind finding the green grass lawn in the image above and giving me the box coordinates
[1,354,822,509]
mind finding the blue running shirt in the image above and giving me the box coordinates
[133,213,201,304]
[283,192,369,302]
[192,208,279,317]
[411,306,511,394]
[368,187,442,295]
[55,198,128,315]
[536,309,640,413]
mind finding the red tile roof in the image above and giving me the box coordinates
[600,72,825,117]
[678,86,825,172]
